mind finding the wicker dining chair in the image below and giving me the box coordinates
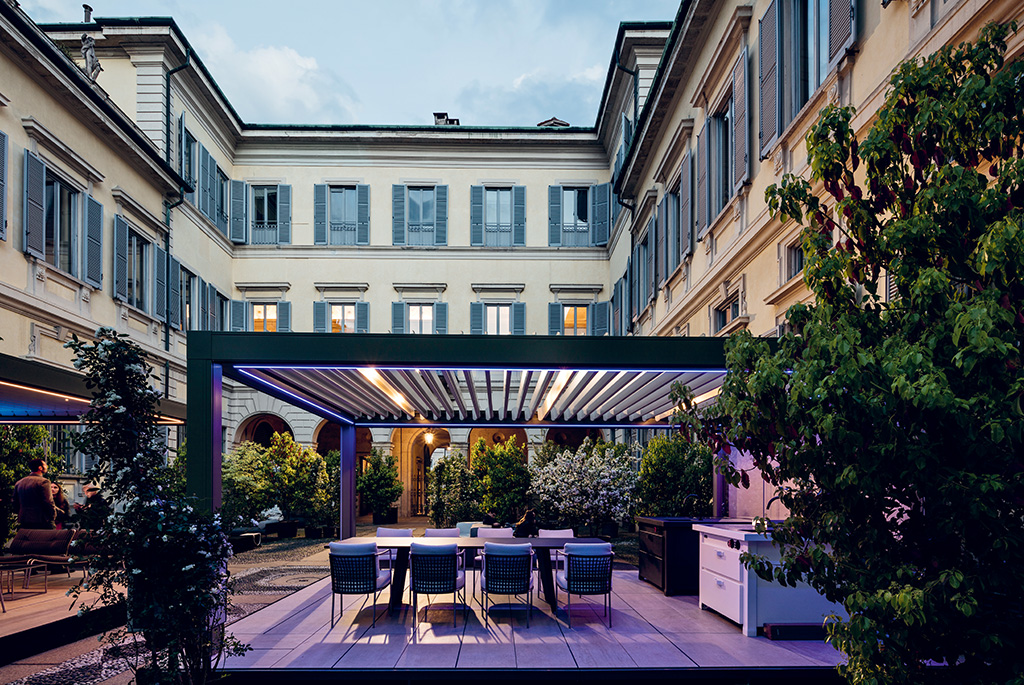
[555,542,614,628]
[480,542,534,627]
[327,541,391,628]
[409,541,466,627]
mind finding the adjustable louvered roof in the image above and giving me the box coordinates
[189,332,727,428]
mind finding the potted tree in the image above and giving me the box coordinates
[357,449,403,525]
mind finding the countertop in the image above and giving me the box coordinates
[691,522,772,542]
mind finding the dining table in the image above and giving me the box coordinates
[332,536,606,612]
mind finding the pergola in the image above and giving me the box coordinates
[185,332,729,537]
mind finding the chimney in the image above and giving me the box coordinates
[433,112,460,126]
[83,4,93,22]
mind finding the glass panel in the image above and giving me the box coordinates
[59,184,74,274]
[265,304,277,333]
[818,0,829,87]
[563,189,574,226]
[576,189,589,223]
[254,187,266,223]
[331,303,356,333]
[421,189,434,225]
[253,304,265,332]
[408,189,422,224]
[486,189,498,226]
[498,189,511,224]
[44,179,57,267]
[266,187,278,224]
[575,306,587,335]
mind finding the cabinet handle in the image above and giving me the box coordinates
[716,579,724,587]
[716,550,725,558]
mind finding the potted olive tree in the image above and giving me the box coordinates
[357,449,403,525]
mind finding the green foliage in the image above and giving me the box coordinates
[263,432,333,524]
[682,23,1024,685]
[530,440,563,470]
[636,433,713,517]
[221,442,275,526]
[473,437,530,525]
[0,425,50,544]
[356,448,403,517]
[427,451,482,527]
[65,327,246,683]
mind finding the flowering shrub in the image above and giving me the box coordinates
[66,328,247,684]
[530,438,639,530]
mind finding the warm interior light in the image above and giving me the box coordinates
[0,380,91,404]
[424,431,434,445]
[358,368,415,415]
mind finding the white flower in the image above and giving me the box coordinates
[183,564,195,571]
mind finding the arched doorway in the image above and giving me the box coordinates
[237,413,293,449]
[314,422,372,460]
[410,428,451,516]
[467,427,529,464]
[544,427,603,453]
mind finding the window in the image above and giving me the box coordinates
[126,229,148,311]
[393,184,447,246]
[711,97,735,217]
[714,297,741,333]
[252,186,279,244]
[253,303,277,332]
[181,128,196,188]
[486,304,511,335]
[180,268,196,330]
[548,183,610,247]
[471,185,525,247]
[561,187,589,246]
[407,187,436,246]
[785,242,805,281]
[216,169,229,234]
[43,172,78,275]
[485,188,512,247]
[408,303,434,334]
[332,303,356,333]
[789,0,831,120]
[329,187,358,245]
[562,305,587,336]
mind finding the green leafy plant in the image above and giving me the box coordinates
[221,441,275,527]
[356,448,403,518]
[679,23,1024,685]
[263,432,333,524]
[427,450,481,527]
[472,437,530,525]
[65,328,247,683]
[636,432,713,517]
[0,425,50,544]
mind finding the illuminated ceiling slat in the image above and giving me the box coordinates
[463,370,480,419]
[514,370,532,421]
[292,370,367,417]
[591,372,658,419]
[420,370,453,419]
[501,371,511,421]
[525,370,552,420]
[550,370,598,420]
[333,369,403,418]
[443,370,468,417]
[484,370,494,420]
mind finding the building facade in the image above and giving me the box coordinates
[1,0,1020,516]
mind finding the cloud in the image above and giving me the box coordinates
[189,24,360,125]
[455,66,606,127]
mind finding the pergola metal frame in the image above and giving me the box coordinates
[185,332,728,537]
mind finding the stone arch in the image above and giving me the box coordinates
[236,413,293,449]
[386,427,452,518]
[313,421,372,460]
[544,427,603,453]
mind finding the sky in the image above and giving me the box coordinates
[23,0,680,127]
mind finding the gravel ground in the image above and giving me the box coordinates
[230,537,329,565]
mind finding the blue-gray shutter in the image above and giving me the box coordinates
[197,277,208,329]
[392,302,407,334]
[696,122,709,240]
[169,257,181,329]
[667,193,679,274]
[470,185,484,246]
[392,185,406,245]
[656,197,667,286]
[277,185,291,244]
[276,300,291,332]
[512,185,526,246]
[759,0,779,159]
[828,0,856,70]
[154,246,168,322]
[197,145,209,216]
[470,302,484,335]
[733,45,750,193]
[680,151,693,258]
[511,302,526,335]
[178,113,185,177]
[591,182,610,247]
[434,185,448,245]
[355,301,369,333]
[22,150,45,258]
[647,218,656,303]
[356,184,370,245]
[589,301,610,337]
[229,180,247,244]
[0,131,6,241]
[313,300,329,332]
[624,257,632,327]
[547,186,562,246]
[113,216,129,301]
[548,303,562,336]
[84,194,103,287]
[313,184,328,245]
[207,283,218,331]
[216,171,228,236]
[433,302,448,334]
[230,300,246,332]
[204,147,215,219]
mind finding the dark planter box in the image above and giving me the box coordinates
[275,520,299,538]
[372,507,398,525]
[303,526,330,539]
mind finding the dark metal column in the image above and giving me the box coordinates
[185,357,222,512]
[340,423,356,539]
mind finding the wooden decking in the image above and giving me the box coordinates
[224,559,844,682]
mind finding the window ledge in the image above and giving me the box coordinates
[314,282,369,296]
[550,284,603,297]
[765,273,807,306]
[714,315,750,337]
[472,283,525,295]
[394,283,447,297]
[28,257,94,296]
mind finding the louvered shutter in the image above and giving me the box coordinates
[512,185,526,246]
[169,257,181,329]
[656,197,667,286]
[759,1,780,159]
[198,145,209,216]
[230,300,247,332]
[511,302,526,335]
[434,302,448,334]
[313,300,329,332]
[392,302,407,334]
[206,149,217,220]
[624,256,632,326]
[113,216,129,301]
[680,151,693,258]
[611,281,621,336]
[276,300,291,332]
[591,182,610,247]
[434,185,448,245]
[0,131,6,241]
[470,185,484,246]
[229,180,247,244]
[313,184,328,245]
[84,195,103,287]
[392,185,406,245]
[177,113,185,177]
[733,45,750,192]
[647,220,656,302]
[22,150,45,257]
[356,184,370,245]
[696,123,709,240]
[828,0,856,69]
[355,301,369,333]
[470,302,484,335]
[197,278,208,329]
[547,186,562,246]
[548,303,562,335]
[589,301,610,337]
[207,284,218,331]
[154,246,168,322]
[277,185,291,244]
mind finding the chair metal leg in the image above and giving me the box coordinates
[608,592,612,628]
[567,591,572,629]
[331,592,336,627]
